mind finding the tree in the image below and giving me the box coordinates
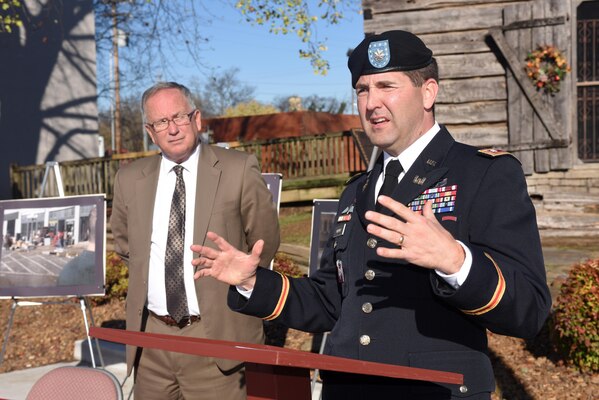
[236,0,359,75]
[275,94,346,114]
[92,0,358,99]
[93,1,214,96]
[1,0,358,153]
[98,94,145,153]
[224,100,279,117]
[193,67,256,117]
[0,0,23,33]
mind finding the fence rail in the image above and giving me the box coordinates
[10,131,369,201]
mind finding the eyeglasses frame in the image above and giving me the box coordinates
[146,109,198,132]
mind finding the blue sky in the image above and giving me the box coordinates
[194,4,364,105]
[98,1,364,112]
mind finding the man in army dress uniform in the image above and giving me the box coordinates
[191,30,551,399]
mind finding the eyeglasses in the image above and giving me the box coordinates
[147,110,197,132]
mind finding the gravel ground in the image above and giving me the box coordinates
[1,295,597,399]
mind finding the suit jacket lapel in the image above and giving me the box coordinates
[136,155,161,285]
[193,144,220,247]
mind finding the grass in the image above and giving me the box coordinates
[279,206,313,247]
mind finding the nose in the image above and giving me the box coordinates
[167,119,179,134]
[364,88,382,112]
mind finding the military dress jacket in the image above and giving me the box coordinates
[111,143,280,376]
[229,127,551,398]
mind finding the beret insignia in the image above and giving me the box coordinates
[368,40,391,69]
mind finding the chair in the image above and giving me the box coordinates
[26,366,123,400]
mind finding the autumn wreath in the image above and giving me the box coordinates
[525,45,571,95]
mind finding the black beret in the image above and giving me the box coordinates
[348,30,433,88]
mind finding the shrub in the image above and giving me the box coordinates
[551,258,599,372]
[273,252,305,278]
[92,251,128,305]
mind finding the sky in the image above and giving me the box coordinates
[97,1,364,113]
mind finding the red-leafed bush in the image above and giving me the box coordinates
[551,258,599,372]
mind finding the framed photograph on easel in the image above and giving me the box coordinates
[0,194,106,297]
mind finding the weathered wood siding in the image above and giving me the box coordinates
[361,0,576,173]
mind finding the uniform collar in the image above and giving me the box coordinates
[383,122,440,172]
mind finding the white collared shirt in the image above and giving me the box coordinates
[374,122,471,288]
[374,122,441,200]
[147,145,201,316]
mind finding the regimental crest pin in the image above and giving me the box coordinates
[368,40,391,69]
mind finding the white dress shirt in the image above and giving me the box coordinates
[147,145,201,316]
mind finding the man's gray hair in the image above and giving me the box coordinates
[141,82,196,123]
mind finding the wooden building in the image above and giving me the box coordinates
[362,0,598,180]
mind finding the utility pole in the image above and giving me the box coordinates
[346,48,356,114]
[112,1,122,153]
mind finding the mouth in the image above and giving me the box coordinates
[369,116,389,126]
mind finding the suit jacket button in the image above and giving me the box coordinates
[366,238,377,248]
[138,309,142,316]
[364,270,375,280]
[362,302,373,313]
[359,335,371,346]
[459,385,468,393]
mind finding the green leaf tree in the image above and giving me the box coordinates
[224,100,279,117]
[236,0,359,75]
[0,0,23,33]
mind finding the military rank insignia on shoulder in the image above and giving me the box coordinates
[477,148,513,158]
[345,171,366,186]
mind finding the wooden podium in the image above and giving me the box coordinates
[90,327,463,399]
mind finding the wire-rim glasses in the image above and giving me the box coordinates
[147,110,197,132]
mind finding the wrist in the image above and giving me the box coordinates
[441,241,466,275]
[238,272,257,291]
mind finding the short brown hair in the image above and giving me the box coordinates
[403,58,439,87]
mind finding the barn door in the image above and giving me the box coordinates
[489,0,572,174]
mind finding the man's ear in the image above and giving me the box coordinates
[194,109,202,131]
[422,78,439,111]
[145,126,157,145]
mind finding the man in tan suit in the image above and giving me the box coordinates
[110,81,280,400]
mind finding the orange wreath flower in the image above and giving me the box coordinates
[525,45,571,95]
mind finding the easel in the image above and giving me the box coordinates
[0,162,104,368]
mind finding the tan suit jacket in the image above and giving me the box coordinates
[110,144,280,375]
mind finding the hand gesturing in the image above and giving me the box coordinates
[191,231,263,290]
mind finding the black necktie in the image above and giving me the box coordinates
[376,159,403,211]
[165,165,188,323]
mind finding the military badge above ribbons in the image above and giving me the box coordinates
[408,185,458,214]
[368,39,391,68]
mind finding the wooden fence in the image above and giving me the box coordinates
[235,131,368,178]
[9,131,369,201]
